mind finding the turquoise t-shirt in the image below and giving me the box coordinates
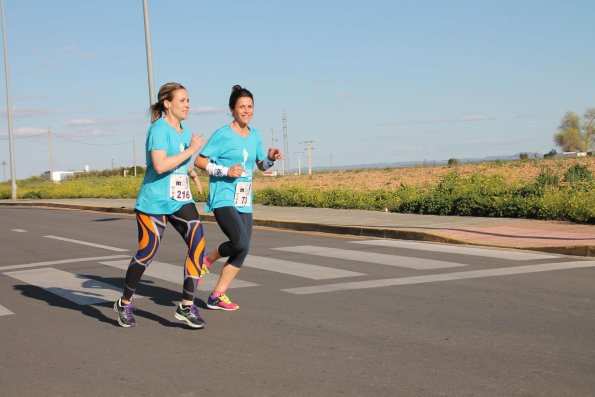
[200,124,265,213]
[135,118,194,215]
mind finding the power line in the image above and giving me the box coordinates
[52,132,133,146]
[0,132,45,140]
[0,132,133,146]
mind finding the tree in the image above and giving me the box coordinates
[543,149,557,158]
[554,108,595,152]
[447,158,460,166]
[583,108,595,152]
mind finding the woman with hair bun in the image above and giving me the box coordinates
[114,82,209,329]
[195,85,282,311]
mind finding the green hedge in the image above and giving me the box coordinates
[0,176,208,202]
[1,171,593,223]
[255,173,594,224]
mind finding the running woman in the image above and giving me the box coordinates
[114,82,209,328]
[194,85,282,311]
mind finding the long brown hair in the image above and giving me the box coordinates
[150,82,186,122]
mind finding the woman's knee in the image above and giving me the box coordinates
[229,237,250,257]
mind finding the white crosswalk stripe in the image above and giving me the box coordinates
[99,259,259,290]
[5,268,128,305]
[0,304,14,316]
[283,261,595,295]
[350,239,559,260]
[273,245,466,270]
[44,235,129,252]
[244,255,365,279]
[0,255,130,271]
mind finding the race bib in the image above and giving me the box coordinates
[170,174,192,201]
[234,182,252,207]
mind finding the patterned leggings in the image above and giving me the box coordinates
[122,203,206,302]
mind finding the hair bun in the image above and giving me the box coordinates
[232,85,242,92]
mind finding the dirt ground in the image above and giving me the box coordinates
[253,157,595,192]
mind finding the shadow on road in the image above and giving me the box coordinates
[13,275,207,329]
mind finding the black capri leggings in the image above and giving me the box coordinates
[213,206,253,268]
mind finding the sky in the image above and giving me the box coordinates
[0,0,594,179]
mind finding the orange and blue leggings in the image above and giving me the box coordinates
[122,203,206,302]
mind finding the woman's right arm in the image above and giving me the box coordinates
[194,155,244,178]
[152,134,205,174]
[194,155,209,171]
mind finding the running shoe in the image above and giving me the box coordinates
[207,292,239,311]
[174,303,207,329]
[114,298,137,328]
[199,255,212,278]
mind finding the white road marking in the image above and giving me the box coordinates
[4,268,129,305]
[0,255,130,271]
[274,245,466,270]
[351,239,560,260]
[244,255,365,279]
[11,229,27,233]
[99,259,259,290]
[0,304,14,316]
[282,261,595,295]
[44,235,129,252]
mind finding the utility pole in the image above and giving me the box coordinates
[293,151,302,175]
[302,140,315,175]
[330,152,333,169]
[47,127,53,181]
[282,111,289,175]
[142,0,156,106]
[132,138,137,177]
[1,0,16,199]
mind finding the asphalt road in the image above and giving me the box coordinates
[1,207,594,397]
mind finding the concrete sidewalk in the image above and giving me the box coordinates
[1,198,594,257]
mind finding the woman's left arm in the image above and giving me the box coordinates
[257,148,283,171]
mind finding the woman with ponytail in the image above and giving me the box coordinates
[114,82,209,329]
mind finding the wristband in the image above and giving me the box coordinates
[262,157,275,170]
[206,162,229,177]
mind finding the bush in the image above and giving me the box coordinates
[564,163,592,184]
[535,168,560,187]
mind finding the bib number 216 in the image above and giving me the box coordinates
[170,174,192,201]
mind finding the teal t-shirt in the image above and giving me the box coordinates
[200,124,265,213]
[135,118,194,215]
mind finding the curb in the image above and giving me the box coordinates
[1,201,593,257]
[253,218,595,257]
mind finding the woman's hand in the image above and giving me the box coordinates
[268,148,283,161]
[188,166,203,195]
[189,134,206,154]
[227,164,245,178]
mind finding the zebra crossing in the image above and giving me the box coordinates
[1,238,594,317]
[5,267,126,305]
[274,245,467,270]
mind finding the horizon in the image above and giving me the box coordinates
[9,149,588,182]
[0,1,594,179]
